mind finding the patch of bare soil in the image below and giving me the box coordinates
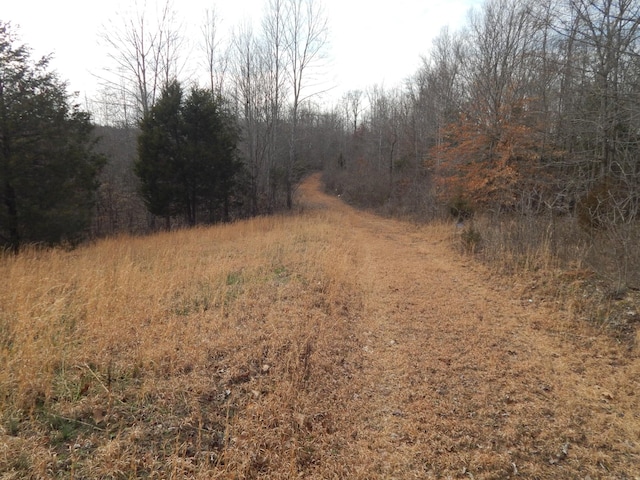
[294,173,640,479]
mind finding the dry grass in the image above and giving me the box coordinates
[1,174,639,479]
[1,207,364,478]
[460,214,640,342]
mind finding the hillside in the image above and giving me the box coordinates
[1,173,639,479]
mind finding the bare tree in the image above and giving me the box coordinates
[567,0,640,178]
[262,0,289,210]
[201,8,228,96]
[413,27,466,167]
[282,0,328,208]
[98,0,184,121]
[463,0,537,147]
[156,1,187,88]
[343,89,363,135]
[230,23,268,214]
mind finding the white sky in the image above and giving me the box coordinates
[2,0,480,105]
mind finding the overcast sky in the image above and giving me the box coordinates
[3,0,480,104]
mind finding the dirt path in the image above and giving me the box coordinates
[296,173,640,479]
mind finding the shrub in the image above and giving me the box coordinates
[577,178,636,231]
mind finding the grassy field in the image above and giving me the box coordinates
[1,206,367,478]
[1,175,639,478]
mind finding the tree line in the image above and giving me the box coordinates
[92,0,329,234]
[0,20,246,251]
[2,0,639,257]
[325,0,640,229]
[1,0,330,249]
[319,0,639,287]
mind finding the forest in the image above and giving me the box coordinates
[2,0,640,288]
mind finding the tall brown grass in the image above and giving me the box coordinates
[456,213,640,339]
[0,210,363,478]
[3,178,639,478]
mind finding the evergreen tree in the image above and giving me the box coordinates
[136,81,242,227]
[135,80,183,227]
[0,22,104,252]
[181,87,242,223]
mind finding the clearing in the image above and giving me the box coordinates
[1,173,638,479]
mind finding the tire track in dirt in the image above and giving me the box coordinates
[297,173,640,479]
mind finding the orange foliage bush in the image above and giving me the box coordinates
[431,100,555,212]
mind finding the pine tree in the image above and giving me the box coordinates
[181,87,242,223]
[136,81,242,227]
[0,22,104,252]
[135,80,183,227]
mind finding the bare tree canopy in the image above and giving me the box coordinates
[97,0,186,124]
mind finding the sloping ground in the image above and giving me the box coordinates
[288,174,640,479]
[1,173,638,479]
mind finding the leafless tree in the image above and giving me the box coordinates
[463,0,537,146]
[568,0,639,175]
[282,0,328,208]
[416,27,466,164]
[262,0,289,210]
[201,8,228,96]
[98,0,184,121]
[230,22,271,214]
[342,89,363,135]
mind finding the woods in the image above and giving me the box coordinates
[1,0,639,290]
[94,0,330,223]
[327,0,640,221]
[323,0,640,288]
[0,22,104,252]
